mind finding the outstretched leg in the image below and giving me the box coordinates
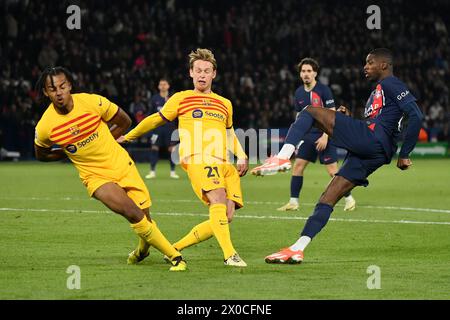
[93,182,184,268]
[265,175,355,264]
[282,106,337,158]
[325,162,356,211]
[252,106,340,176]
[302,175,355,233]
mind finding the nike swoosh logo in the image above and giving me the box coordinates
[139,200,148,206]
[99,98,102,106]
[233,194,241,198]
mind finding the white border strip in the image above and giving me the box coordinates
[1,207,449,226]
[1,196,449,214]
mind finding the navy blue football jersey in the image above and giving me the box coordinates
[364,75,417,158]
[294,82,335,137]
[150,93,171,113]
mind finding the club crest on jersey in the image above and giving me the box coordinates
[192,109,203,118]
[69,125,80,136]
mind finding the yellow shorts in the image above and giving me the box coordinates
[83,164,152,210]
[182,156,243,209]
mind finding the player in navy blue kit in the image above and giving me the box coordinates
[277,58,356,212]
[145,78,179,179]
[253,48,423,264]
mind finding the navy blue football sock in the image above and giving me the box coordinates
[169,158,175,171]
[285,110,315,146]
[300,202,334,239]
[290,176,303,198]
[149,150,158,171]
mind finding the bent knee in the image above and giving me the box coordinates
[328,171,336,178]
[123,204,145,223]
[293,161,303,170]
[206,188,227,204]
[293,160,307,174]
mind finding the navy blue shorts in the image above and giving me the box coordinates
[332,112,389,187]
[295,134,338,165]
[149,123,178,147]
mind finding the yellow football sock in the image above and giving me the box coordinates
[209,203,236,259]
[135,218,155,253]
[136,237,150,253]
[173,220,214,251]
[130,217,180,260]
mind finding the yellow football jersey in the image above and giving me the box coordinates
[159,90,233,162]
[35,93,134,181]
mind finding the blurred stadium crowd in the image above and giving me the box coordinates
[1,0,449,158]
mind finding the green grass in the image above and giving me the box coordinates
[0,159,449,299]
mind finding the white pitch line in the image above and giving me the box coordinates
[1,207,450,226]
[1,196,450,214]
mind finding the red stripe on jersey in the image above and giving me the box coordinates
[180,96,227,107]
[53,119,101,144]
[179,106,228,117]
[62,122,101,146]
[179,102,228,115]
[50,115,99,138]
[51,113,91,132]
[310,91,323,108]
[369,84,384,118]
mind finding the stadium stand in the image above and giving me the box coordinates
[1,0,449,159]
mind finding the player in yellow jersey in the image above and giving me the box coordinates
[33,66,186,271]
[118,49,249,267]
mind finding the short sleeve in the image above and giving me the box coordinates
[322,86,336,108]
[159,92,183,121]
[34,123,52,148]
[91,94,119,122]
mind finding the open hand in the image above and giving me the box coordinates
[237,158,249,177]
[315,135,328,151]
[116,135,127,144]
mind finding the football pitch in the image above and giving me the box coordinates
[0,159,449,300]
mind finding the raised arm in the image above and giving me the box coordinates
[121,112,166,142]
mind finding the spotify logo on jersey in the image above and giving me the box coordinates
[192,109,203,118]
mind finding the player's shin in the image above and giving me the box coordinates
[173,220,214,251]
[284,110,315,148]
[130,216,181,260]
[209,203,236,259]
[136,237,150,253]
[290,176,303,202]
[300,202,334,240]
[149,149,158,171]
